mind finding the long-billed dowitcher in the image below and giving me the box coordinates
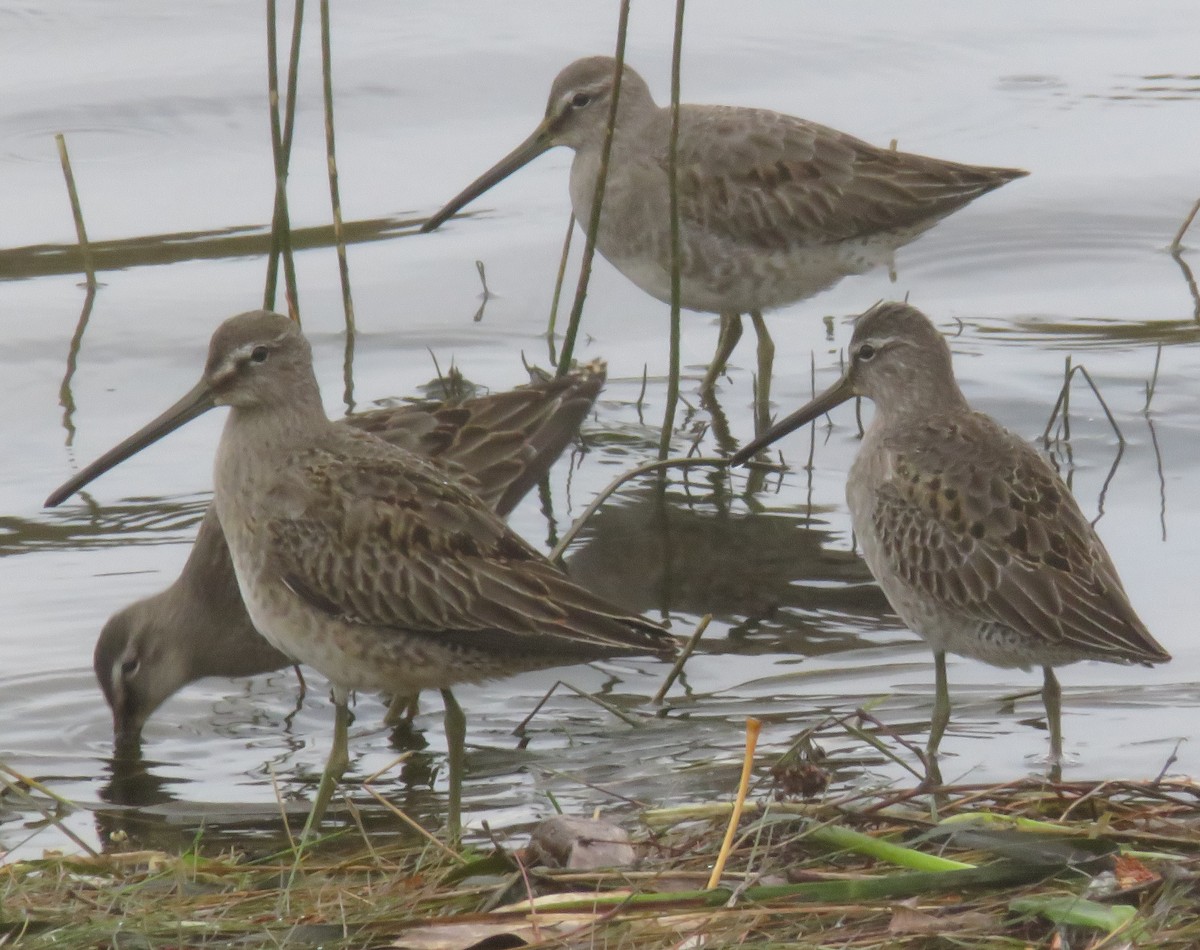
[731,302,1169,778]
[47,311,674,834]
[421,56,1026,413]
[95,364,607,746]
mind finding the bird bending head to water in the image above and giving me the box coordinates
[732,302,1169,779]
[93,364,608,747]
[422,56,1026,420]
[48,311,674,833]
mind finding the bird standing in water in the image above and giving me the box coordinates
[93,364,608,746]
[732,302,1169,782]
[48,312,675,837]
[422,56,1025,425]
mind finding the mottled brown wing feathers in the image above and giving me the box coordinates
[672,105,1023,249]
[872,413,1167,664]
[342,362,604,517]
[269,435,671,657]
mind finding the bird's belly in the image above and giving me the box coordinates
[230,565,528,693]
[571,155,924,315]
[599,235,903,315]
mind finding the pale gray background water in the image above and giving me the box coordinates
[2,1,1199,857]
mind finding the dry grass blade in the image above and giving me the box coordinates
[53,133,96,290]
[707,717,761,889]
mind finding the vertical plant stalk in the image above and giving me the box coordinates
[264,0,304,321]
[545,212,576,363]
[264,0,281,309]
[707,717,762,889]
[657,0,687,461]
[319,0,356,410]
[553,0,631,377]
[1170,196,1200,252]
[652,613,709,704]
[54,133,97,290]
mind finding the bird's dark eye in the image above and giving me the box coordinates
[856,343,877,362]
[570,92,592,108]
[120,657,140,678]
[250,345,269,364]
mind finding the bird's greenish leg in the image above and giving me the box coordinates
[302,698,353,841]
[441,688,466,848]
[1042,666,1063,781]
[702,312,744,393]
[925,651,950,787]
[750,310,775,435]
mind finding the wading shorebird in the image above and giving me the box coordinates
[421,56,1026,421]
[47,311,675,836]
[93,364,608,746]
[731,302,1169,781]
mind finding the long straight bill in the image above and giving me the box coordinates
[729,374,856,466]
[45,379,216,507]
[420,118,555,233]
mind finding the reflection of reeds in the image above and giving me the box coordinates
[1142,345,1169,542]
[1170,200,1200,321]
[52,132,98,446]
[548,453,726,563]
[0,215,422,282]
[57,285,96,447]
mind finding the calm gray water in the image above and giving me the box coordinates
[2,1,1199,858]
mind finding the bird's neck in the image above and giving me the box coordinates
[227,378,329,453]
[212,378,330,509]
[869,361,970,429]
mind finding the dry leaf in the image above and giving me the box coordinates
[1113,853,1160,889]
[392,913,599,949]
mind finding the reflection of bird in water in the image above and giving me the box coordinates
[93,740,452,855]
[422,55,1026,425]
[91,362,609,747]
[733,302,1171,781]
[47,311,676,837]
[564,485,890,656]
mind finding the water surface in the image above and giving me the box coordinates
[2,0,1199,858]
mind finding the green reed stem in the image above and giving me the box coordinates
[320,0,354,336]
[554,0,630,376]
[319,0,356,411]
[546,212,575,362]
[1170,196,1200,253]
[506,860,1059,913]
[264,0,304,321]
[653,613,710,704]
[658,0,687,461]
